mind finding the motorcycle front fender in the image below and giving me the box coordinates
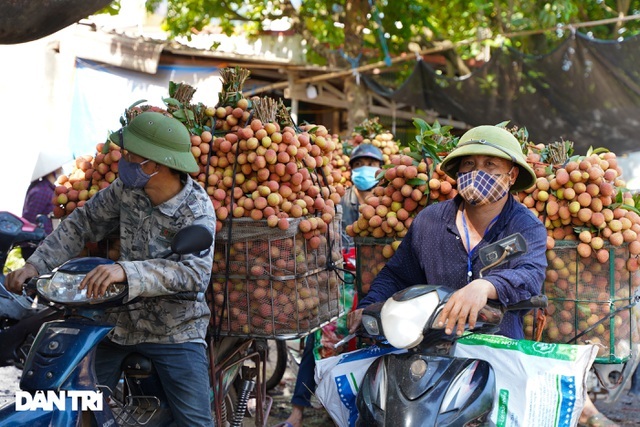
[20,318,113,392]
[356,352,495,427]
[0,306,61,367]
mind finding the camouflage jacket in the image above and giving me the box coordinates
[28,177,216,345]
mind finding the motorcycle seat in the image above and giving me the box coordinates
[121,353,154,378]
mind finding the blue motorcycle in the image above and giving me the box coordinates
[0,211,61,368]
[0,224,213,426]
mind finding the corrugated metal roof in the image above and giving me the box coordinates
[69,23,339,75]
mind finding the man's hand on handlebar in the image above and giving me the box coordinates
[5,263,39,294]
[347,308,364,334]
[79,264,127,299]
[436,279,496,336]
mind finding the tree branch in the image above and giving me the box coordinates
[287,6,338,65]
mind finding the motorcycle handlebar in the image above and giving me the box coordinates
[26,277,203,304]
[504,295,548,311]
[13,228,46,245]
[24,277,38,293]
[162,291,205,302]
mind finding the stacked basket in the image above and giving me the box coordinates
[210,215,345,338]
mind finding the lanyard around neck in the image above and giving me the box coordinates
[462,210,500,283]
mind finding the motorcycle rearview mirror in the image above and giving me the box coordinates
[167,225,213,257]
[35,214,48,229]
[478,233,527,278]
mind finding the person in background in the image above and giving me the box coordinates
[20,167,63,258]
[6,112,216,427]
[277,143,384,427]
[340,143,385,248]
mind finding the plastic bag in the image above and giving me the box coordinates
[313,276,356,360]
[314,345,406,427]
[454,334,598,427]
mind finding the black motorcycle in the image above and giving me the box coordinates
[0,211,61,368]
[355,233,548,426]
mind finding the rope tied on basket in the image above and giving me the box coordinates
[533,307,547,342]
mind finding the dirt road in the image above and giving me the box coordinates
[0,365,332,426]
[0,366,20,408]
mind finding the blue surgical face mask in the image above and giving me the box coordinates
[118,157,157,188]
[351,166,380,191]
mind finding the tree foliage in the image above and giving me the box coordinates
[143,0,640,75]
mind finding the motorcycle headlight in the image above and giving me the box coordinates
[380,290,440,349]
[362,314,381,336]
[37,273,126,304]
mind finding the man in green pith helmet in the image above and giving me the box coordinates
[348,124,547,340]
[7,111,217,426]
[346,124,616,427]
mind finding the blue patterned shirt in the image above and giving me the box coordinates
[359,194,547,339]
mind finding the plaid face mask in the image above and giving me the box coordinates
[457,169,512,206]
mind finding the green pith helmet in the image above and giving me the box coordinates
[440,125,536,192]
[109,112,198,174]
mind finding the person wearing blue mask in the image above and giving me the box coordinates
[340,144,384,248]
[7,112,216,426]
